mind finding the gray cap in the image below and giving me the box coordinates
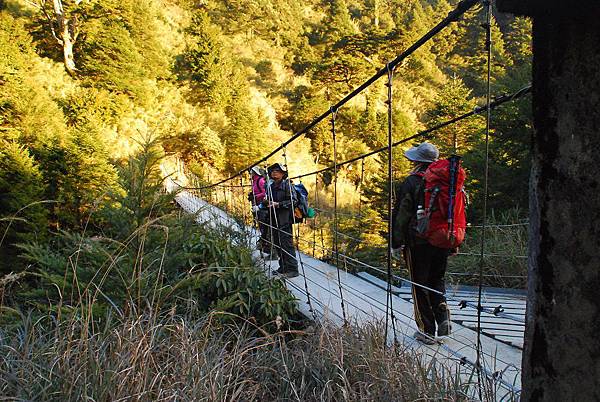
[249,166,263,176]
[404,142,439,163]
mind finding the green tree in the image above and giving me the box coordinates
[38,129,118,229]
[312,35,379,94]
[178,10,233,109]
[424,76,484,155]
[78,17,148,99]
[223,91,270,173]
[100,137,173,238]
[0,142,48,274]
[504,17,532,66]
[163,125,225,169]
[28,0,84,76]
[321,0,357,43]
[447,7,508,95]
[0,12,69,147]
[280,86,331,160]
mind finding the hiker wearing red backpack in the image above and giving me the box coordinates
[392,142,467,345]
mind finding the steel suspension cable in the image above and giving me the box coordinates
[282,145,316,319]
[179,85,531,192]
[384,64,398,345]
[477,1,494,397]
[358,159,365,217]
[288,85,531,182]
[331,107,348,325]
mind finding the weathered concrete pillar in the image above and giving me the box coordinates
[497,1,600,400]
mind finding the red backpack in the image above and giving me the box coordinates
[413,156,467,249]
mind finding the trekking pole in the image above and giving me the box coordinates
[264,168,279,276]
[313,173,318,258]
[477,2,494,398]
[240,175,250,247]
[249,170,268,271]
[447,155,461,243]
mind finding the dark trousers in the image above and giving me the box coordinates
[404,244,450,336]
[256,209,270,250]
[273,223,298,272]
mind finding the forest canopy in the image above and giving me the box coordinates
[1,0,531,277]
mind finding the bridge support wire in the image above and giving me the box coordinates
[384,63,398,345]
[282,145,317,320]
[358,159,365,217]
[312,172,317,258]
[331,106,348,325]
[477,0,494,398]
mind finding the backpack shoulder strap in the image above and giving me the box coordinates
[409,172,426,207]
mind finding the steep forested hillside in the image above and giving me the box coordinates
[1,0,531,275]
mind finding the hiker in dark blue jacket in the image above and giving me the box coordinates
[265,163,299,278]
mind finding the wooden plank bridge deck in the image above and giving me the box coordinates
[170,183,525,400]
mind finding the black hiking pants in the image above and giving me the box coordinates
[256,209,270,250]
[273,223,298,273]
[404,244,450,336]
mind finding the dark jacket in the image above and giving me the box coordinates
[392,164,429,248]
[265,179,297,226]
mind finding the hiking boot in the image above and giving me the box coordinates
[413,331,437,345]
[272,269,299,279]
[437,320,452,337]
[261,249,278,259]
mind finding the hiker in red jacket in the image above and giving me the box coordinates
[248,166,272,255]
[391,142,452,345]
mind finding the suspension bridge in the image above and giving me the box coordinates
[163,178,525,399]
[164,0,531,399]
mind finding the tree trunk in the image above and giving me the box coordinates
[497,1,600,400]
[60,20,77,76]
[52,0,77,76]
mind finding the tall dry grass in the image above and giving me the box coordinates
[0,309,477,401]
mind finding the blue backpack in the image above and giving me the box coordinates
[292,183,315,223]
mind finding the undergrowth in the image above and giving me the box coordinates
[0,311,477,401]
